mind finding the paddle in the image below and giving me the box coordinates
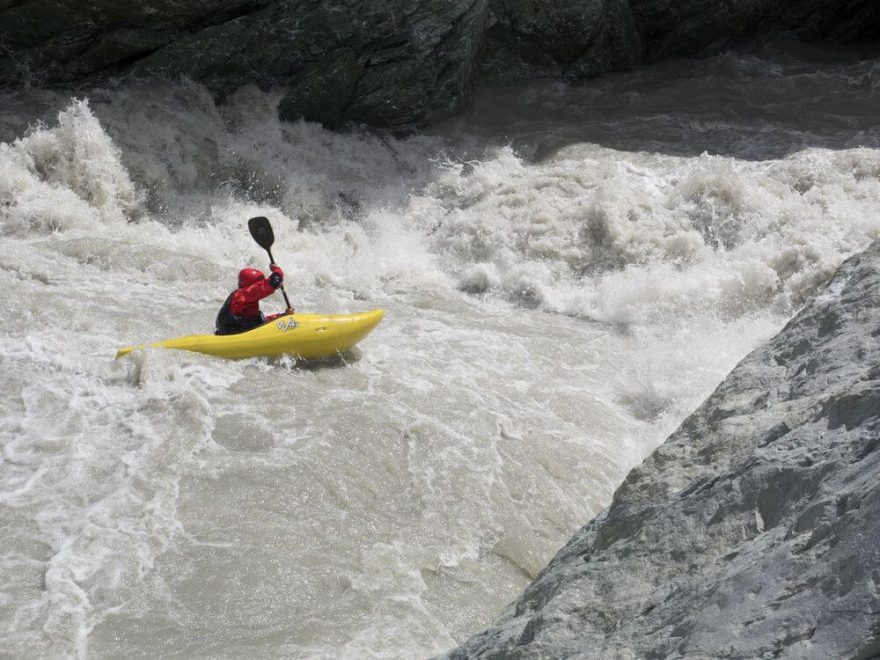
[248,216,293,311]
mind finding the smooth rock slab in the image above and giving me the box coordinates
[445,240,880,659]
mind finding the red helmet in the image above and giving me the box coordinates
[238,268,265,288]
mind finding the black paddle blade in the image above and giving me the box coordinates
[248,216,275,250]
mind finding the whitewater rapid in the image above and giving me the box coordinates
[1,42,879,658]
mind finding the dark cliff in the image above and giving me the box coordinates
[1,0,878,128]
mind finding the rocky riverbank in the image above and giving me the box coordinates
[444,240,880,659]
[1,0,877,128]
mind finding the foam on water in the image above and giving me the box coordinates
[1,43,879,658]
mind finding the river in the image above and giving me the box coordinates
[1,38,879,658]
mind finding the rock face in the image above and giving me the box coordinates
[0,0,490,128]
[478,0,641,83]
[445,239,880,659]
[1,0,878,127]
[479,0,880,84]
[628,0,879,64]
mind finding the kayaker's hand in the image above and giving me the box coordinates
[284,307,295,315]
[268,263,284,288]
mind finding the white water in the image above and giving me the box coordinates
[1,42,879,658]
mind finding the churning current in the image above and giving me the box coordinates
[1,40,879,658]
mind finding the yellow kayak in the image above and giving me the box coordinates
[116,309,384,360]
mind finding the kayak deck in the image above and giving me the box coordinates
[116,309,384,360]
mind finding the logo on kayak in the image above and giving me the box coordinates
[277,318,300,332]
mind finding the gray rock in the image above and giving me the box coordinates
[478,0,641,84]
[0,1,273,83]
[445,239,880,659]
[0,0,489,128]
[630,0,878,64]
[2,1,878,127]
[480,0,879,83]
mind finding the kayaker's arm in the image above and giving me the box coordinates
[229,277,277,315]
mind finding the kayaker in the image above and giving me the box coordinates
[215,264,294,335]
